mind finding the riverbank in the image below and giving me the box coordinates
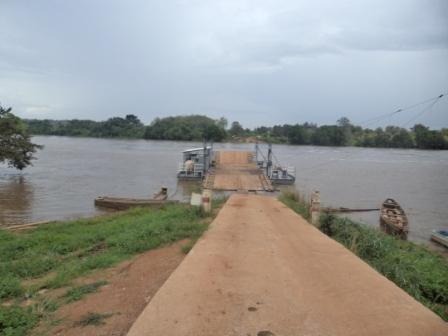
[279,191,448,321]
[3,136,447,242]
[0,202,222,335]
[25,114,448,149]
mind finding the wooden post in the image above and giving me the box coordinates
[310,191,320,225]
[267,143,272,177]
[255,142,258,163]
[202,189,212,213]
[203,140,207,175]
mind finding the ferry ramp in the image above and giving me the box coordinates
[203,150,273,192]
[127,194,447,336]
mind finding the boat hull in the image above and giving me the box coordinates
[177,175,203,181]
[379,198,408,239]
[94,197,177,210]
[380,218,408,239]
[270,178,295,185]
[270,175,296,185]
[431,231,448,248]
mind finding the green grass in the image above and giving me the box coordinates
[0,202,220,335]
[280,191,448,321]
[0,306,38,336]
[181,239,197,254]
[278,190,310,220]
[0,274,22,300]
[0,204,210,291]
[62,281,108,303]
[319,214,448,321]
[74,312,113,327]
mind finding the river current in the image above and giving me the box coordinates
[1,136,447,252]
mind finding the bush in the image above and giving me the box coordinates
[319,214,448,321]
[279,192,448,321]
[0,306,38,336]
[0,275,22,299]
[278,190,310,220]
[63,281,108,303]
[0,202,222,334]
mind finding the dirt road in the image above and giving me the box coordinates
[127,194,447,336]
[206,151,273,191]
[47,241,187,336]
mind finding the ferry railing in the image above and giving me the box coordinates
[178,163,185,172]
[194,163,204,174]
[178,162,205,177]
[287,166,296,177]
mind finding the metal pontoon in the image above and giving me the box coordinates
[255,143,296,185]
[177,144,213,180]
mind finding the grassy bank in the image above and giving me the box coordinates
[279,191,448,321]
[0,202,222,335]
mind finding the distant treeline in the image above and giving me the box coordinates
[25,115,448,149]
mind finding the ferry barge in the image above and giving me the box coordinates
[177,145,213,180]
[255,143,296,185]
[176,142,296,186]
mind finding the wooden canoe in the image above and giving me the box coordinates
[379,198,409,239]
[321,207,380,213]
[431,229,448,248]
[94,187,176,210]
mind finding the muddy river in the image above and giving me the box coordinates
[1,136,447,251]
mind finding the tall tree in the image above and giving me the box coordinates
[0,105,42,170]
[413,124,447,149]
[229,121,245,137]
[144,115,226,141]
[337,117,353,145]
[216,117,228,130]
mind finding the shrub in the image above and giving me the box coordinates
[0,306,38,336]
[0,275,22,299]
[319,214,448,321]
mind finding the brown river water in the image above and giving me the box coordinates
[1,136,447,252]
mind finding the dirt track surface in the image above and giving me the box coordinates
[127,194,447,336]
[208,151,272,191]
[48,241,186,336]
[216,151,253,165]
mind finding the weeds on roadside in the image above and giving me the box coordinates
[0,305,38,336]
[278,190,310,220]
[75,312,113,327]
[62,280,108,303]
[0,205,210,293]
[0,274,23,299]
[280,191,448,321]
[181,239,197,254]
[0,202,219,334]
[319,214,448,321]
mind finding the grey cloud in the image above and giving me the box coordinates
[192,0,448,68]
[0,0,447,128]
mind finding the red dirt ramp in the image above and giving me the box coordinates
[127,194,448,336]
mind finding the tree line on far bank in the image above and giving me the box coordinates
[25,114,448,150]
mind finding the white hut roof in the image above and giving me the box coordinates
[182,146,211,153]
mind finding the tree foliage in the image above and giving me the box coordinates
[144,115,226,141]
[413,124,448,149]
[229,121,245,137]
[0,105,42,170]
[253,118,447,149]
[26,114,145,138]
[24,114,448,150]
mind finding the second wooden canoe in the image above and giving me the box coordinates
[431,229,448,248]
[380,198,409,239]
[94,187,175,210]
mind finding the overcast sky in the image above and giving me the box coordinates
[1,0,447,128]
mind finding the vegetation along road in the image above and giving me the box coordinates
[0,203,220,335]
